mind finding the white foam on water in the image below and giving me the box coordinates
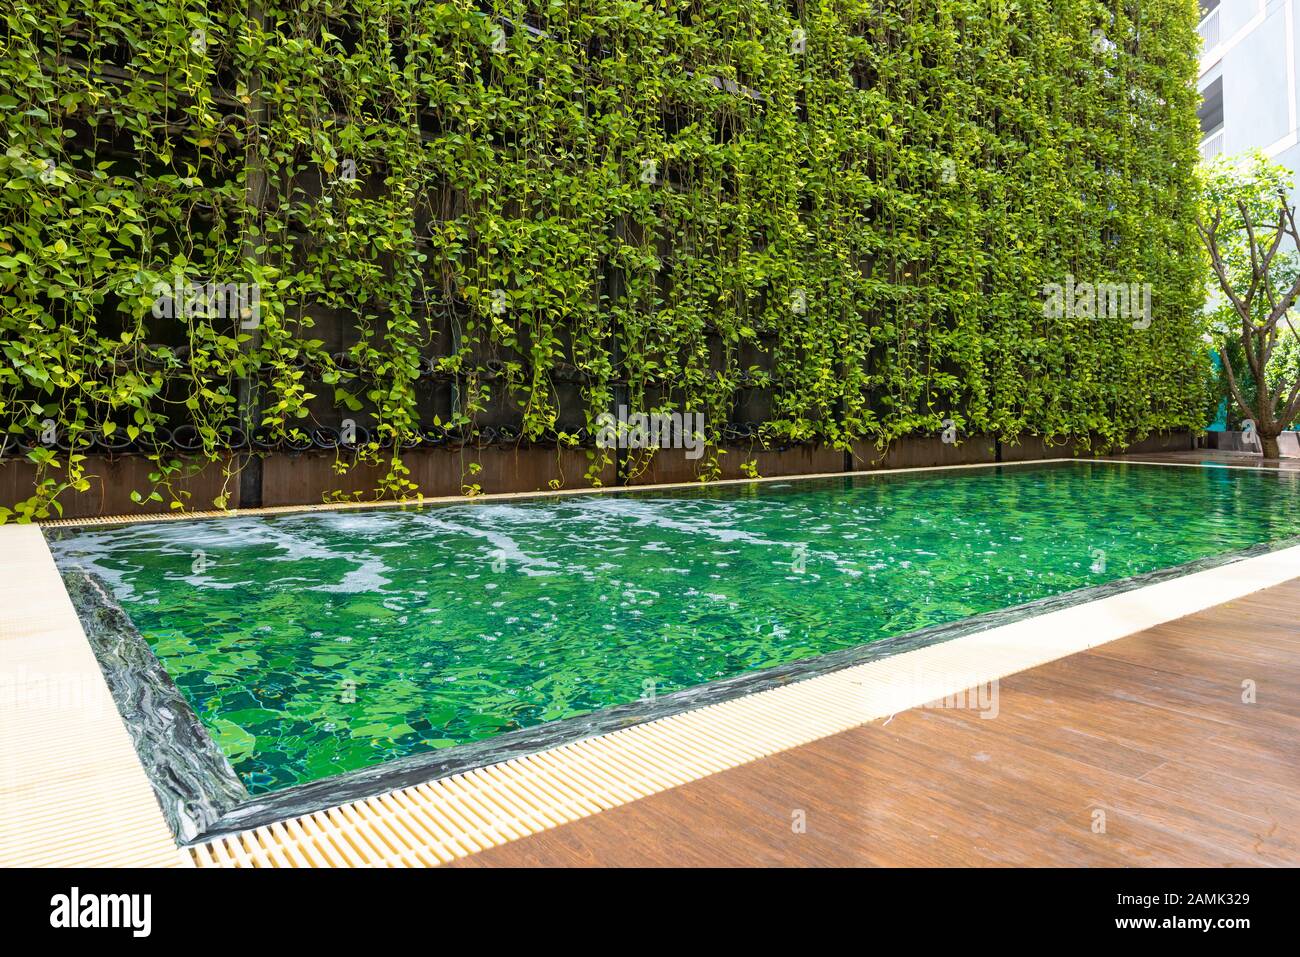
[172,573,249,591]
[400,512,564,578]
[569,496,791,548]
[45,532,146,599]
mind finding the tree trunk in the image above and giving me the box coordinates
[1261,432,1281,459]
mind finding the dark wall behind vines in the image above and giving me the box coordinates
[1,0,1206,517]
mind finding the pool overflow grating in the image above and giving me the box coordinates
[187,665,953,867]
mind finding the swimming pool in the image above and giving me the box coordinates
[48,460,1300,840]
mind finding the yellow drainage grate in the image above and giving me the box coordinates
[190,541,1300,867]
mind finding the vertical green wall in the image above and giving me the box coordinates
[0,1,1206,515]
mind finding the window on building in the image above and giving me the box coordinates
[1199,76,1223,137]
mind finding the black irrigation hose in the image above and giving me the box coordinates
[723,422,760,441]
[89,424,250,454]
[15,418,821,459]
[71,423,612,455]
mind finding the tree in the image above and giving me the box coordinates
[1198,152,1300,459]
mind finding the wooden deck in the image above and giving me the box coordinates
[455,576,1300,867]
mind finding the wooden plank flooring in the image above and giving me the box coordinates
[454,577,1300,867]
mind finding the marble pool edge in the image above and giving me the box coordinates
[61,570,250,842]
[55,529,1300,847]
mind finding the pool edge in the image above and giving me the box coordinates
[0,524,190,868]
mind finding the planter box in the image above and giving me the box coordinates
[0,453,239,520]
[0,429,1199,520]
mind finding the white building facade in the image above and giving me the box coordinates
[1198,0,1299,194]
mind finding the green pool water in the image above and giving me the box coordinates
[48,461,1300,794]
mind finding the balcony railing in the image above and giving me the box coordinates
[1200,129,1225,162]
[1199,7,1221,51]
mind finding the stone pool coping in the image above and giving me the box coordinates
[0,523,188,867]
[4,456,1300,865]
